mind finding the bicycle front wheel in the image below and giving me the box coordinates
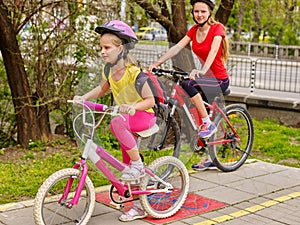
[34,168,95,225]
[209,104,254,172]
[139,156,189,219]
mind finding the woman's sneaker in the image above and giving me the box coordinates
[198,123,217,139]
[119,206,147,222]
[192,159,216,171]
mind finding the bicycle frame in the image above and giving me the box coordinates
[162,71,240,147]
[61,101,172,208]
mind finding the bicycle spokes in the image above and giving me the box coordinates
[209,104,254,172]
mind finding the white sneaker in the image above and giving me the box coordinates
[119,206,147,221]
[121,164,145,181]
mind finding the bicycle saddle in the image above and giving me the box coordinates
[135,124,159,138]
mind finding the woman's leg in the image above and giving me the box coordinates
[190,93,208,118]
[182,79,216,136]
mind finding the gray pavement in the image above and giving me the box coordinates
[1,160,300,225]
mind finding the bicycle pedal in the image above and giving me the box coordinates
[109,201,124,210]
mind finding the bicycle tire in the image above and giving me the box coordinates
[33,168,95,225]
[139,156,189,218]
[139,104,181,162]
[209,104,254,172]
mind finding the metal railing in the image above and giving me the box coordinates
[230,41,300,61]
[227,57,300,93]
[133,43,300,94]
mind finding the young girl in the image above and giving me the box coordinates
[149,0,230,170]
[74,20,155,221]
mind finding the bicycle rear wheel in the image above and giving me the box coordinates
[34,168,95,225]
[139,156,189,218]
[139,104,181,163]
[209,104,254,172]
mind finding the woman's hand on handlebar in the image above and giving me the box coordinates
[189,69,205,80]
[148,63,160,73]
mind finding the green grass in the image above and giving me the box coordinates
[252,119,300,167]
[0,118,299,204]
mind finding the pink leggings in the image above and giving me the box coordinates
[110,111,156,165]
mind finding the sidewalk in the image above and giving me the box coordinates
[1,160,300,225]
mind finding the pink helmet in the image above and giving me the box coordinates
[95,20,138,49]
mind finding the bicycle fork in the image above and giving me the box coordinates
[58,159,88,208]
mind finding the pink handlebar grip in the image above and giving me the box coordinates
[84,101,108,112]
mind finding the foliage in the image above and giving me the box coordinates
[226,0,300,45]
[130,0,300,45]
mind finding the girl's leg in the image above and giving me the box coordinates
[110,111,156,180]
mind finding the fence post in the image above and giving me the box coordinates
[275,42,279,59]
[251,59,256,93]
[248,42,251,57]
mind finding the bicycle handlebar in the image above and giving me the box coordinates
[67,100,135,116]
[152,68,190,79]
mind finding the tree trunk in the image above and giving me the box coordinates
[215,0,235,25]
[252,0,262,41]
[0,0,50,147]
[134,0,195,71]
[235,0,246,40]
[275,0,296,44]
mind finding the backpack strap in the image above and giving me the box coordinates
[104,63,111,80]
[145,72,165,104]
[135,72,161,105]
[135,72,149,96]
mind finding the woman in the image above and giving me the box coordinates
[74,20,155,221]
[149,0,230,170]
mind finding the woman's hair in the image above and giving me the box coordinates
[103,33,139,67]
[192,1,230,63]
[207,18,230,63]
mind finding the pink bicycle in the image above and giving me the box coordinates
[33,100,189,225]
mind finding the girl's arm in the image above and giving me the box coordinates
[119,81,155,114]
[74,79,110,101]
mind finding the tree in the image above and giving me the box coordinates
[0,1,94,148]
[226,0,300,44]
[0,0,122,148]
[0,0,42,148]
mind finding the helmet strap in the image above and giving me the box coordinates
[197,14,211,27]
[192,11,211,27]
[104,48,128,77]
